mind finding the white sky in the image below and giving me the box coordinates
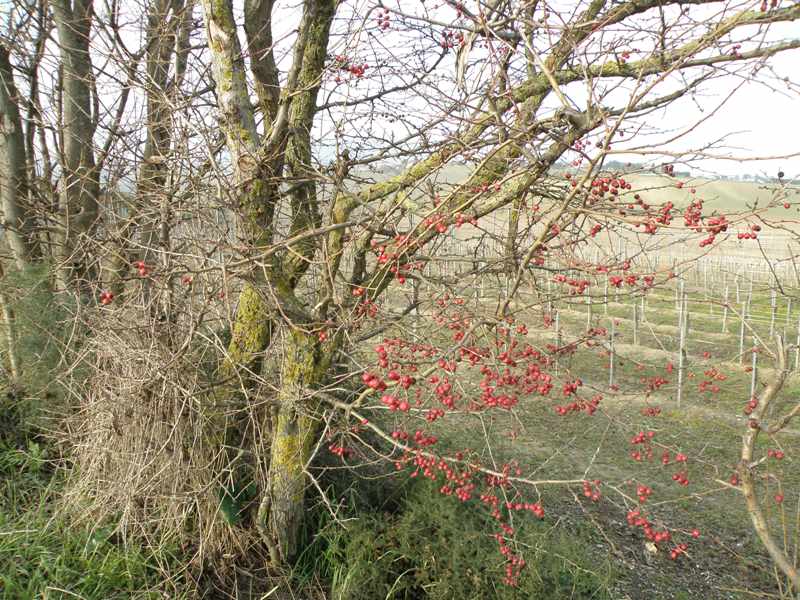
[611,49,800,178]
[309,1,800,179]
[1,0,798,179]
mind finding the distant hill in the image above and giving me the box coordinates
[359,162,799,221]
[617,174,800,220]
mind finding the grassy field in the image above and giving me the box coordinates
[381,275,800,599]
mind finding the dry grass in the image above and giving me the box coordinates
[60,303,265,571]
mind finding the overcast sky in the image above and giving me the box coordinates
[2,1,797,180]
[622,49,799,179]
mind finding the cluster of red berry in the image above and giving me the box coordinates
[375,7,390,30]
[760,0,779,12]
[441,29,465,49]
[737,223,761,240]
[582,479,602,501]
[332,55,368,83]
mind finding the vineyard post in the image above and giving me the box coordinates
[786,297,792,329]
[608,319,615,388]
[722,286,729,333]
[640,293,646,323]
[413,276,420,335]
[795,313,800,371]
[740,302,747,365]
[769,288,777,338]
[586,290,592,329]
[677,291,688,407]
[554,309,561,375]
[749,344,758,400]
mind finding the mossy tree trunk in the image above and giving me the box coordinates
[260,329,337,562]
[52,0,100,287]
[0,46,38,269]
[200,0,337,563]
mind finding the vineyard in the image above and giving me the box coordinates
[368,249,800,598]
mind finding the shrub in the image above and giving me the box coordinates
[295,477,616,599]
[0,431,181,599]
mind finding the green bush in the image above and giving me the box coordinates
[0,265,69,443]
[0,440,178,599]
[295,477,616,600]
[0,265,65,376]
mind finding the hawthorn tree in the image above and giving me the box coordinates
[196,0,800,568]
[2,0,800,591]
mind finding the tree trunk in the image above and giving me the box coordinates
[52,0,99,286]
[101,0,194,296]
[504,196,523,274]
[137,0,176,271]
[200,0,339,565]
[0,46,38,268]
[259,329,333,563]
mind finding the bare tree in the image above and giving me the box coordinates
[51,0,100,286]
[3,0,800,593]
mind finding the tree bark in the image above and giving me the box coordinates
[52,0,100,286]
[200,0,339,564]
[138,0,180,264]
[739,339,799,588]
[0,46,38,268]
[260,329,336,563]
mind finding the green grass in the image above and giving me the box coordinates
[294,477,617,600]
[0,515,166,599]
[0,267,176,599]
[0,410,181,599]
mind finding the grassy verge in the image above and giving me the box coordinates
[294,476,617,600]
